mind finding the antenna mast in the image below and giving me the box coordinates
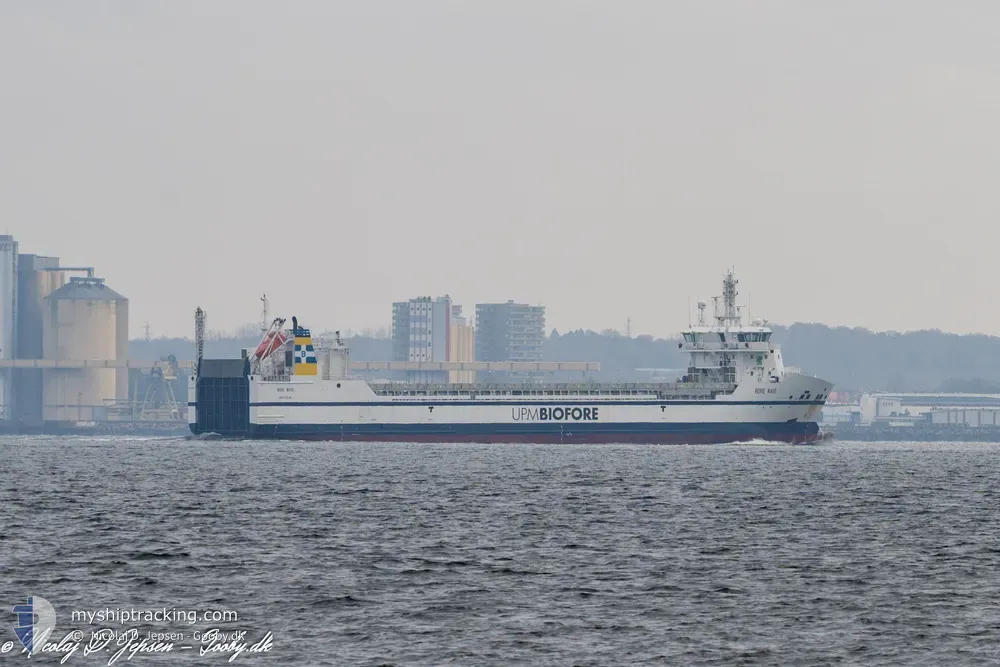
[260,294,269,334]
[194,307,206,375]
[716,269,742,329]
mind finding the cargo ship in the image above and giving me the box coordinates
[188,271,833,443]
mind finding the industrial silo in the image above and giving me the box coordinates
[0,235,18,421]
[42,277,128,423]
[13,254,65,425]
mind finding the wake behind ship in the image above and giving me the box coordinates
[188,271,833,444]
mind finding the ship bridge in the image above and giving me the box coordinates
[678,270,784,387]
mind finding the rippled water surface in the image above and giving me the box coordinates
[2,437,999,665]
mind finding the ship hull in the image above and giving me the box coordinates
[225,420,821,444]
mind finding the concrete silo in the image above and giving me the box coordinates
[43,277,128,423]
[0,235,18,420]
[13,254,65,425]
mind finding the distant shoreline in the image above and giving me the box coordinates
[829,425,1000,442]
[0,423,189,438]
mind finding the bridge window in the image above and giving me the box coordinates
[737,332,771,343]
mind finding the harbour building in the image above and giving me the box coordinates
[0,234,131,428]
[475,300,545,383]
[448,305,475,384]
[391,296,475,383]
[0,236,17,420]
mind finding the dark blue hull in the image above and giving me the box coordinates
[191,420,821,444]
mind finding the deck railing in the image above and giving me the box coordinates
[368,381,738,398]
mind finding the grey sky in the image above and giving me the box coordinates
[2,1,998,339]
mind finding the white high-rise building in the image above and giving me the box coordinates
[392,295,452,364]
[391,295,476,383]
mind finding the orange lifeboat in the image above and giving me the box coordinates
[255,331,288,360]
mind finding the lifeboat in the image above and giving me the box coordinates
[255,330,288,360]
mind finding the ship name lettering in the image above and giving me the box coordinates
[511,406,599,421]
[755,388,778,395]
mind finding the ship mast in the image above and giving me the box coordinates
[260,294,269,334]
[194,307,206,376]
[713,269,742,329]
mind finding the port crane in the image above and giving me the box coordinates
[134,355,182,421]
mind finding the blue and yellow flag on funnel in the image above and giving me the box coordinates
[293,327,317,375]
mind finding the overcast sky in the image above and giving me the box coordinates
[3,1,999,339]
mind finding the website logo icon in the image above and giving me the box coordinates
[12,596,56,654]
